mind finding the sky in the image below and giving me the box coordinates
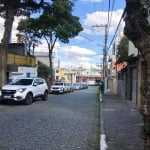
[0,0,126,69]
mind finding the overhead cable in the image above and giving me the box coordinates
[107,9,126,51]
[107,0,115,34]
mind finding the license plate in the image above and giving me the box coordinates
[4,95,11,98]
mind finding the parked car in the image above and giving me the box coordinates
[50,81,67,94]
[0,77,49,105]
[0,87,1,98]
[65,83,74,92]
[73,83,82,90]
[82,83,88,89]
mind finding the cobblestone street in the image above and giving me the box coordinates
[0,86,100,150]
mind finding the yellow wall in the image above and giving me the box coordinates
[59,68,76,83]
[7,53,36,67]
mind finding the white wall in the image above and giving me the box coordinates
[129,41,138,56]
[9,66,37,81]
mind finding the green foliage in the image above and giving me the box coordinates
[0,0,50,85]
[18,0,83,44]
[17,0,83,81]
[17,1,83,44]
[117,35,129,62]
[37,61,49,79]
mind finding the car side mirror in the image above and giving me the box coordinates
[33,82,37,86]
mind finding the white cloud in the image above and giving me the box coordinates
[34,40,49,52]
[59,58,101,69]
[74,35,85,41]
[62,45,96,56]
[83,9,124,35]
[55,45,100,68]
[34,41,98,68]
[0,16,26,42]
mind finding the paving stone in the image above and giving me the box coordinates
[0,86,100,150]
[101,94,144,150]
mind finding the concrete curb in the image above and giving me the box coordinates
[100,91,107,150]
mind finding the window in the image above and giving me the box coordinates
[56,70,59,73]
[38,79,44,85]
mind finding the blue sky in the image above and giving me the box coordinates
[51,0,126,69]
[0,0,126,69]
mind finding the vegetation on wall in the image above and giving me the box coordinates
[37,61,49,79]
[117,35,129,62]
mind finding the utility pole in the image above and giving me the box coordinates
[92,24,108,92]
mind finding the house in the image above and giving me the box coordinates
[59,68,76,83]
[34,52,50,67]
[107,33,125,94]
[34,52,58,81]
[5,43,37,82]
[72,66,101,85]
[107,34,143,107]
[34,52,102,85]
[117,41,141,107]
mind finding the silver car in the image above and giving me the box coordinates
[65,83,74,92]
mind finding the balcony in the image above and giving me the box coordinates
[7,53,36,67]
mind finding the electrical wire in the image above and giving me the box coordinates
[107,0,115,35]
[80,34,104,47]
[107,9,125,51]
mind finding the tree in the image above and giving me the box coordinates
[0,0,49,85]
[117,35,129,62]
[17,0,83,84]
[16,33,41,56]
[37,60,49,79]
[124,1,150,149]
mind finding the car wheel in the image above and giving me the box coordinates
[43,91,48,101]
[24,93,33,105]
[60,89,64,94]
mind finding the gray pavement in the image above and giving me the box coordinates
[101,93,144,150]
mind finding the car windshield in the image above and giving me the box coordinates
[74,83,79,86]
[54,82,63,86]
[9,79,33,86]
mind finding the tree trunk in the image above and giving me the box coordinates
[139,59,150,150]
[48,43,54,87]
[0,8,14,86]
[124,0,150,149]
[0,50,7,86]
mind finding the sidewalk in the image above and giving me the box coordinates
[100,93,144,150]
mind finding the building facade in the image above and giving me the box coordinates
[6,43,37,83]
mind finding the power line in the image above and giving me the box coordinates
[107,0,116,35]
[107,9,126,50]
[80,34,104,47]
